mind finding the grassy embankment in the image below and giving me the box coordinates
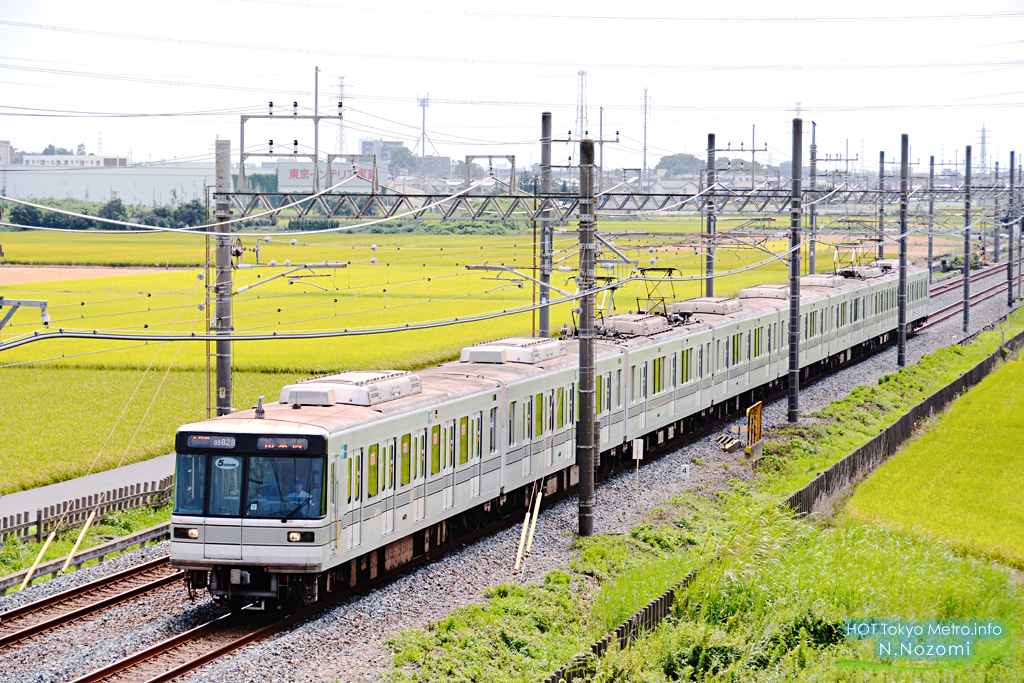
[380,312,1024,681]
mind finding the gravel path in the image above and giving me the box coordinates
[2,280,1016,683]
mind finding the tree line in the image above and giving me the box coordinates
[6,197,206,230]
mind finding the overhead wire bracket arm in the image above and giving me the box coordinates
[466,264,575,297]
[0,297,50,331]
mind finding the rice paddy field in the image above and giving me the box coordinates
[846,356,1024,568]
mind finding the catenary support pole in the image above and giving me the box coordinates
[928,156,935,283]
[964,146,972,334]
[313,67,320,193]
[706,133,716,297]
[538,112,552,338]
[1010,151,1017,307]
[994,162,1000,263]
[809,122,817,274]
[898,134,909,367]
[878,151,885,261]
[577,138,596,537]
[214,140,233,416]
[788,118,803,424]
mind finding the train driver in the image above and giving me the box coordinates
[287,478,311,507]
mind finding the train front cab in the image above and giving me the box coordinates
[170,425,337,608]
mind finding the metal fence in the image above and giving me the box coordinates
[543,566,702,683]
[785,327,1024,516]
[0,475,174,544]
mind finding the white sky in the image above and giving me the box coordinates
[2,0,1023,175]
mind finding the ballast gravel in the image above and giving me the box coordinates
[1,280,1017,683]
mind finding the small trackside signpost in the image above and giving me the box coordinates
[745,401,764,469]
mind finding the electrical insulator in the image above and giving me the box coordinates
[293,102,298,117]
[269,101,273,116]
[293,140,298,155]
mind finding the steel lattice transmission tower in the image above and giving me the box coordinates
[417,94,430,159]
[977,123,989,178]
[574,70,588,142]
[336,77,346,154]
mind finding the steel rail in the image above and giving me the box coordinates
[929,262,1008,297]
[0,557,180,650]
[918,276,1019,332]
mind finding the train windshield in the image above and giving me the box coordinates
[173,452,326,519]
[245,456,326,519]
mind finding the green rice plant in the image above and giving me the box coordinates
[846,357,1024,568]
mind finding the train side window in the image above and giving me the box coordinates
[670,353,677,388]
[535,393,544,437]
[569,383,576,423]
[652,357,663,393]
[604,373,612,411]
[725,337,731,368]
[641,363,648,399]
[753,328,761,357]
[401,434,411,486]
[448,421,456,469]
[596,374,603,413]
[508,402,516,447]
[368,444,379,498]
[716,341,721,371]
[557,387,565,429]
[747,331,751,361]
[524,397,532,442]
[616,369,622,407]
[459,416,469,465]
[682,348,691,382]
[630,365,637,403]
[174,453,206,516]
[431,425,441,474]
[489,407,497,453]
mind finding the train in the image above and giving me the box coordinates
[170,261,930,609]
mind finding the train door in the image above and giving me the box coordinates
[380,438,396,536]
[346,448,363,549]
[469,412,483,498]
[639,362,648,430]
[204,454,243,560]
[696,345,704,405]
[329,459,338,556]
[412,429,427,521]
[442,419,455,509]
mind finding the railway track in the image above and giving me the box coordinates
[0,557,180,652]
[14,269,1017,682]
[918,274,1020,332]
[929,262,1009,297]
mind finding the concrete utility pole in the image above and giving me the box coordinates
[706,133,716,297]
[788,118,803,424]
[809,122,817,274]
[214,140,233,416]
[928,156,935,283]
[1010,151,1016,307]
[898,134,909,367]
[964,146,972,334]
[577,139,596,537]
[641,89,649,192]
[538,112,553,338]
[878,151,886,261]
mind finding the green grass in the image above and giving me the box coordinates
[846,356,1024,568]
[1,504,171,580]
[757,311,1024,498]
[382,488,1024,682]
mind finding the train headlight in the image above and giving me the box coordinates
[173,527,200,540]
[287,531,314,543]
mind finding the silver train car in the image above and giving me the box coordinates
[171,263,929,608]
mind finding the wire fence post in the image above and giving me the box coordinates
[898,134,909,367]
[788,118,803,423]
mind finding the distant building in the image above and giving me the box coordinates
[418,155,451,178]
[358,139,406,164]
[0,141,13,166]
[22,154,127,167]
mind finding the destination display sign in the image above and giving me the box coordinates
[257,436,309,451]
[186,434,237,450]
